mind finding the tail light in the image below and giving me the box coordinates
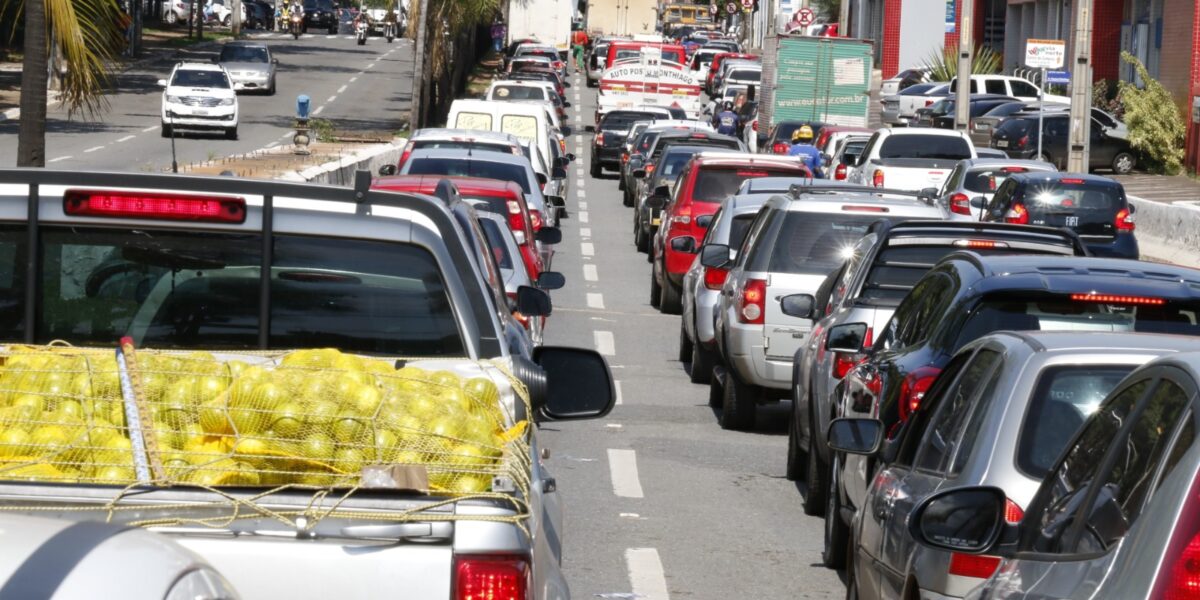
[1005,498,1024,524]
[949,193,972,215]
[1115,207,1135,231]
[872,169,884,188]
[396,140,415,169]
[1151,469,1200,600]
[507,201,528,245]
[1004,203,1029,224]
[1016,135,1029,148]
[595,132,605,146]
[453,554,529,600]
[925,99,935,107]
[1069,293,1164,305]
[948,553,1001,579]
[703,266,728,290]
[645,164,656,175]
[832,327,872,379]
[506,292,531,329]
[897,365,941,421]
[752,120,758,132]
[772,142,790,154]
[736,278,766,324]
[834,164,847,180]
[622,152,629,164]
[63,190,246,223]
[530,210,544,231]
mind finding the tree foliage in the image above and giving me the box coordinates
[923,44,1001,82]
[1117,51,1185,175]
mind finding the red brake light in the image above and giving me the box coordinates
[834,164,847,180]
[737,278,767,324]
[736,170,769,177]
[1152,469,1200,600]
[453,554,529,600]
[842,205,889,213]
[1059,178,1086,184]
[703,266,728,290]
[1004,203,1029,224]
[595,132,605,145]
[953,239,1007,249]
[397,140,415,168]
[833,353,861,379]
[948,553,1001,579]
[872,169,884,188]
[530,210,544,231]
[752,120,758,132]
[898,366,941,421]
[999,166,1027,174]
[1016,135,1029,148]
[63,190,247,223]
[924,99,935,107]
[1069,293,1165,305]
[772,142,790,154]
[645,164,656,175]
[1115,207,1135,231]
[1004,498,1024,524]
[949,193,972,215]
[622,152,630,164]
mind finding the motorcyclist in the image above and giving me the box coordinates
[787,125,823,177]
[714,101,738,136]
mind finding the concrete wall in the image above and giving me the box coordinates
[1129,196,1200,268]
[278,141,405,185]
[898,0,946,71]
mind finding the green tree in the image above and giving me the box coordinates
[1118,51,1185,174]
[9,0,125,166]
[923,44,1001,82]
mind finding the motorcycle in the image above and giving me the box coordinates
[290,13,302,39]
[384,21,394,43]
[356,19,368,45]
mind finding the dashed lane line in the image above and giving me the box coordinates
[587,293,605,309]
[327,95,337,103]
[579,201,588,210]
[337,84,348,93]
[312,105,325,115]
[607,449,643,498]
[579,211,590,223]
[578,190,587,199]
[349,76,358,83]
[116,135,135,143]
[581,242,594,256]
[615,380,623,405]
[580,227,591,238]
[326,34,336,39]
[584,264,598,281]
[594,330,615,356]
[83,145,105,153]
[626,548,670,600]
[366,63,376,69]
[48,156,72,163]
[142,125,158,133]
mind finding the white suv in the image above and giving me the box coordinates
[158,62,239,139]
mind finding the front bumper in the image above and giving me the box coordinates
[229,75,270,91]
[727,321,791,390]
[162,103,237,128]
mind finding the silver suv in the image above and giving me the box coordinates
[704,184,950,430]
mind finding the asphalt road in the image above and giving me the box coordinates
[538,71,846,599]
[0,31,413,171]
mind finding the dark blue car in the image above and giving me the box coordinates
[981,172,1138,258]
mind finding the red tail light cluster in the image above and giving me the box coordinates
[595,132,605,146]
[1152,470,1200,600]
[949,193,972,215]
[772,142,790,154]
[1016,135,1029,148]
[752,120,758,132]
[898,365,941,421]
[948,553,1001,579]
[834,164,847,180]
[1004,203,1029,224]
[454,555,529,600]
[63,190,246,223]
[1115,207,1135,231]
[506,200,528,245]
[703,267,728,290]
[872,169,884,188]
[832,327,872,380]
[397,140,415,169]
[737,278,767,324]
[530,210,544,231]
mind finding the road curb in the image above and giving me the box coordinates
[276,140,406,184]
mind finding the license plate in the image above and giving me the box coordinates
[996,140,1008,148]
[192,108,209,116]
[977,123,991,130]
[651,217,661,226]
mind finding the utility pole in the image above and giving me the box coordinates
[1066,0,1093,171]
[410,0,431,127]
[232,0,242,36]
[953,0,974,130]
[838,0,850,37]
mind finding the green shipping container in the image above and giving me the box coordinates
[763,36,873,128]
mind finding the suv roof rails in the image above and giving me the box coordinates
[787,183,924,199]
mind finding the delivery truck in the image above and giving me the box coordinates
[598,46,703,122]
[759,35,873,129]
[508,0,573,56]
[584,0,657,37]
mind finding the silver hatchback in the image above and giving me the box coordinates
[929,158,1056,222]
[829,330,1200,600]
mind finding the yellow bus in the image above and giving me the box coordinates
[662,4,713,25]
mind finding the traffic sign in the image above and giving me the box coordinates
[1025,39,1066,69]
[709,3,718,14]
[796,7,814,26]
[1046,70,1070,84]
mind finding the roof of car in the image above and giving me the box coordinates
[644,120,714,132]
[223,41,268,48]
[879,127,969,138]
[175,62,225,72]
[948,253,1200,297]
[411,128,523,144]
[956,158,1057,170]
[406,148,532,165]
[765,186,946,216]
[690,152,806,168]
[373,175,524,197]
[978,330,1200,354]
[1006,171,1123,187]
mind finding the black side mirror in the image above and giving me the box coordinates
[378,164,398,176]
[533,346,616,420]
[585,125,595,133]
[564,101,572,107]
[516,285,552,317]
[695,214,714,229]
[669,236,698,254]
[566,153,576,162]
[536,271,565,290]
[779,294,815,319]
[909,486,1012,555]
[273,58,279,64]
[988,205,1005,220]
[971,196,987,208]
[653,184,670,197]
[535,172,548,186]
[825,322,868,353]
[699,243,731,268]
[918,187,938,200]
[552,166,568,179]
[556,156,570,168]
[644,194,668,210]
[826,418,884,455]
[632,169,647,179]
[535,226,562,245]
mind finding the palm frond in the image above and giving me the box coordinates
[923,44,1001,82]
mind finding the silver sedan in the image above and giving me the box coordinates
[217,42,277,95]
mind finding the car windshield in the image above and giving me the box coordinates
[727,69,761,81]
[405,158,532,194]
[753,212,900,275]
[1017,180,1123,213]
[492,85,547,101]
[996,118,1035,136]
[1018,365,1136,477]
[0,226,465,356]
[692,167,798,203]
[171,69,229,88]
[878,135,972,160]
[219,46,269,63]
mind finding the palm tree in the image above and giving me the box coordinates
[12,0,125,166]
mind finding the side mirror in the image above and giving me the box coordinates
[632,169,647,179]
[556,156,570,168]
[273,58,279,64]
[516,285,552,317]
[699,243,731,268]
[988,205,1005,220]
[564,101,572,107]
[695,214,714,229]
[644,194,668,210]
[825,322,868,353]
[826,418,884,455]
[552,166,567,179]
[909,486,1010,555]
[585,125,595,133]
[536,271,566,290]
[535,226,562,245]
[654,184,670,197]
[918,187,938,200]
[669,236,698,253]
[779,293,815,319]
[157,79,168,87]
[970,196,987,208]
[566,153,576,162]
[535,172,548,186]
[378,164,398,176]
[533,346,615,420]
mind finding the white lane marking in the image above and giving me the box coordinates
[327,95,337,103]
[619,512,640,518]
[587,293,605,309]
[116,135,135,143]
[576,178,585,187]
[607,423,623,428]
[349,76,358,83]
[581,242,594,256]
[584,264,598,281]
[626,548,670,600]
[607,449,643,498]
[48,156,72,163]
[326,34,335,39]
[615,380,623,405]
[579,211,590,223]
[580,227,591,237]
[594,330,615,356]
[280,132,293,139]
[577,190,587,199]
[344,36,354,40]
[142,125,158,132]
[578,200,588,210]
[337,84,348,93]
[366,63,376,69]
[266,142,280,148]
[83,145,105,153]
[313,105,325,115]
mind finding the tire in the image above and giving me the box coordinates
[1112,151,1135,175]
[845,538,860,600]
[590,160,602,178]
[225,126,238,140]
[223,14,230,26]
[689,340,714,384]
[330,25,338,35]
[165,10,178,25]
[786,411,806,481]
[822,455,849,569]
[160,123,172,138]
[659,276,682,315]
[649,268,661,308]
[803,428,828,515]
[623,188,634,207]
[587,77,597,88]
[720,371,757,431]
[635,220,649,253]
[678,323,693,363]
[267,79,276,96]
[708,371,722,408]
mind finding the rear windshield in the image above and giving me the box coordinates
[996,118,1033,136]
[856,244,1056,306]
[405,158,531,194]
[751,212,899,275]
[729,214,756,251]
[1018,365,1136,477]
[963,167,1040,194]
[772,122,820,143]
[491,85,547,101]
[477,219,515,270]
[658,150,701,179]
[0,227,464,356]
[656,137,740,157]
[727,69,761,81]
[1015,181,1124,214]
[692,167,798,203]
[171,69,229,88]
[634,131,660,154]
[602,112,662,131]
[878,135,972,160]
[898,83,939,96]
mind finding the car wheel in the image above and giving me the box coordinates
[329,25,337,34]
[720,371,757,431]
[590,160,601,178]
[786,413,806,480]
[803,423,828,515]
[225,126,238,140]
[223,14,230,26]
[635,221,649,253]
[659,276,682,315]
[267,79,276,96]
[1112,151,1135,175]
[587,77,597,88]
[160,122,172,138]
[689,340,714,384]
[822,454,849,569]
[844,537,860,600]
[649,268,661,308]
[708,370,723,407]
[165,10,178,25]
[678,323,693,363]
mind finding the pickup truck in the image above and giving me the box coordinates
[846,128,976,192]
[0,168,615,600]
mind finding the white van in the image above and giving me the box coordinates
[447,99,557,174]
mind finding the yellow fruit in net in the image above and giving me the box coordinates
[428,416,464,441]
[332,354,365,373]
[0,429,31,458]
[199,400,232,435]
[333,448,367,474]
[462,416,500,448]
[232,437,272,457]
[429,370,462,390]
[300,434,336,464]
[28,425,70,454]
[297,377,329,403]
[304,400,338,428]
[195,376,229,404]
[447,443,494,468]
[224,359,250,379]
[268,402,305,439]
[56,399,83,421]
[5,463,68,482]
[92,465,135,484]
[392,449,425,465]
[438,387,474,416]
[12,394,44,413]
[463,377,500,407]
[351,384,383,416]
[331,411,367,444]
[448,474,492,494]
[373,429,398,462]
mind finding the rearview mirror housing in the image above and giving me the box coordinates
[157,79,168,87]
[779,294,816,319]
[632,169,647,179]
[695,214,714,229]
[533,346,616,420]
[826,418,883,455]
[918,187,939,200]
[699,244,731,269]
[535,226,562,245]
[535,172,548,186]
[536,271,566,290]
[516,285,552,317]
[909,486,1014,556]
[825,322,868,353]
[654,184,670,197]
[552,166,568,179]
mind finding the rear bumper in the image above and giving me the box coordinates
[593,145,623,165]
[693,287,719,344]
[727,323,791,389]
[881,107,907,125]
[1085,233,1139,259]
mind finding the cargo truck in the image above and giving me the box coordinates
[758,35,874,129]
[509,0,573,56]
[584,0,657,37]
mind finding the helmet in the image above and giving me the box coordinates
[791,125,814,142]
[723,101,734,111]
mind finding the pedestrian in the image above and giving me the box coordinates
[787,125,823,177]
[572,41,585,72]
[490,20,506,53]
[275,3,283,30]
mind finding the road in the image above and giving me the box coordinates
[538,70,846,599]
[0,31,413,171]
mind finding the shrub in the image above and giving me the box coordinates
[923,45,1002,82]
[1118,51,1185,174]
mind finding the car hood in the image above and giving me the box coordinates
[221,61,271,73]
[165,85,235,98]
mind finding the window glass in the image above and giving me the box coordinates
[404,158,532,194]
[877,135,972,160]
[915,349,1002,474]
[737,207,777,267]
[477,218,515,270]
[895,273,954,348]
[1011,80,1040,97]
[171,69,230,88]
[0,226,27,340]
[859,246,954,305]
[1017,366,1136,477]
[894,352,973,467]
[691,168,798,203]
[500,115,539,142]
[985,80,1008,95]
[454,111,493,131]
[491,85,547,101]
[219,45,269,62]
[749,212,898,275]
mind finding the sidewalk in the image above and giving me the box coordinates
[1114,173,1200,206]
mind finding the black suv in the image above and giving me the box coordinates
[591,110,668,177]
[302,0,338,34]
[981,172,1138,259]
[991,112,1135,174]
[821,253,1200,568]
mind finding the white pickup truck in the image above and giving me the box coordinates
[846,128,976,192]
[0,168,614,600]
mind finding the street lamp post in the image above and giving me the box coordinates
[1066,0,1093,171]
[954,0,974,130]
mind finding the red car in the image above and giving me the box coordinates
[371,175,554,281]
[650,153,811,313]
[706,52,757,95]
